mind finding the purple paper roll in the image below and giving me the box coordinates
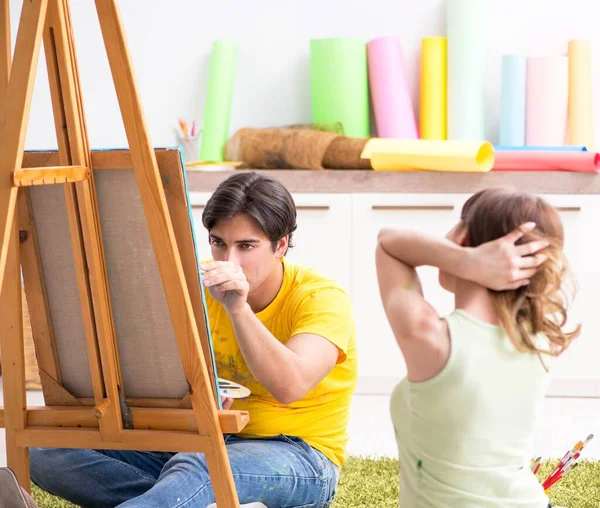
[367,36,418,139]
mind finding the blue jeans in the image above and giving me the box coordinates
[30,434,339,508]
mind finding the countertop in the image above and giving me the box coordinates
[185,169,600,194]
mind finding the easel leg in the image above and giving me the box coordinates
[44,0,126,442]
[0,187,18,295]
[0,0,11,298]
[0,0,7,376]
[0,0,9,101]
[0,210,30,490]
[93,2,240,506]
[0,0,49,293]
[0,0,49,492]
[205,450,241,508]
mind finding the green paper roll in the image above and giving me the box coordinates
[447,0,487,141]
[200,41,238,162]
[310,38,370,138]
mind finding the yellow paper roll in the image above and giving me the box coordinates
[361,139,494,172]
[568,40,594,150]
[420,37,447,140]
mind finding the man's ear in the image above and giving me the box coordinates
[275,235,289,258]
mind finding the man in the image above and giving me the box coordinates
[27,172,358,507]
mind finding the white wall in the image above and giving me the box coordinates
[8,0,600,151]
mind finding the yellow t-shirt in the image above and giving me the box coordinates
[205,257,358,466]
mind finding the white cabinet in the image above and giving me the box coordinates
[284,194,352,294]
[539,195,600,385]
[350,192,600,397]
[187,192,352,294]
[351,194,466,380]
[188,189,600,396]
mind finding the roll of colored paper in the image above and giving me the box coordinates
[200,40,238,162]
[526,56,568,146]
[310,38,370,138]
[493,151,599,172]
[367,36,417,139]
[225,127,340,170]
[447,0,487,141]
[568,40,594,150]
[420,37,447,140]
[495,146,587,152]
[499,55,526,146]
[361,138,494,172]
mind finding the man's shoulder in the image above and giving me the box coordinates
[284,259,349,300]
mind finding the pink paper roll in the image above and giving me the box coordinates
[526,57,569,146]
[367,36,418,139]
[493,151,600,172]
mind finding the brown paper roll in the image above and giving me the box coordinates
[226,128,373,170]
[225,128,339,169]
[285,122,345,134]
[323,137,371,169]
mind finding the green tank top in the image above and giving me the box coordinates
[390,309,550,507]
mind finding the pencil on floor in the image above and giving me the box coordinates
[531,456,541,474]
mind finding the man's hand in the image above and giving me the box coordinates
[221,395,233,410]
[465,222,550,291]
[201,261,250,316]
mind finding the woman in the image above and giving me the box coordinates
[376,188,579,507]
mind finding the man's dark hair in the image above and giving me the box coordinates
[202,172,297,252]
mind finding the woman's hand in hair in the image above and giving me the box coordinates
[201,261,250,316]
[466,222,550,291]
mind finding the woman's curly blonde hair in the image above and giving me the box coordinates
[461,188,581,358]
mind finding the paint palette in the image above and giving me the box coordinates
[218,378,251,399]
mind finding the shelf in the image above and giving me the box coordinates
[184,169,600,194]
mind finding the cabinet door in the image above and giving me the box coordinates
[351,194,466,380]
[540,195,600,385]
[187,192,352,293]
[285,194,352,293]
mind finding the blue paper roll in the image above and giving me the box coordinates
[499,55,527,146]
[495,146,588,151]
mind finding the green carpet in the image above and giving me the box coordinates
[31,457,600,508]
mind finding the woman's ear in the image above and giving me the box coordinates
[457,226,468,247]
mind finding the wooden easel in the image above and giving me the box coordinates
[0,1,246,506]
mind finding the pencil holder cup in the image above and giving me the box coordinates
[175,133,201,164]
